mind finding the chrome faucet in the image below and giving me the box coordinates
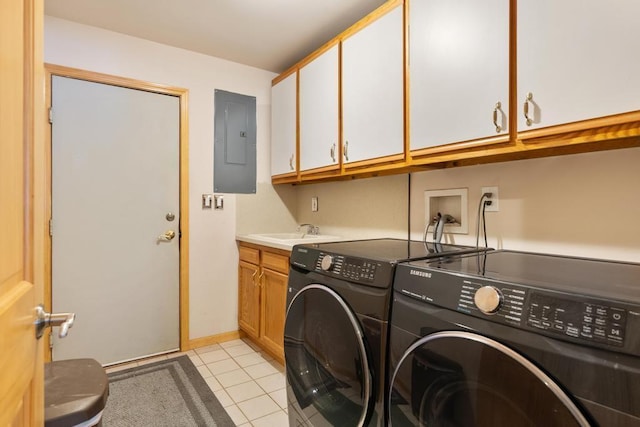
[298,223,319,235]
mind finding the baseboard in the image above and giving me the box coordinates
[243,335,285,366]
[187,330,245,351]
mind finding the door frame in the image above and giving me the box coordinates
[43,64,190,360]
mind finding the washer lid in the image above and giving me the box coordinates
[388,331,591,426]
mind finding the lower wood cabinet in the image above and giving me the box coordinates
[237,242,289,363]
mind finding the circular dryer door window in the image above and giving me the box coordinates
[388,331,591,426]
[284,284,373,427]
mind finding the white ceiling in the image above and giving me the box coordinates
[44,0,388,73]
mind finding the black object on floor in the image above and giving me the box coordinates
[45,358,109,427]
[103,355,234,427]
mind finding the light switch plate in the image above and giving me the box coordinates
[202,194,213,209]
[214,195,224,210]
[311,197,318,212]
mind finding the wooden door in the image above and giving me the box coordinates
[238,261,260,339]
[0,0,44,425]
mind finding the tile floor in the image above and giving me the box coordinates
[105,338,288,426]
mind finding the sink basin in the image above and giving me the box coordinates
[252,233,307,240]
[247,232,340,241]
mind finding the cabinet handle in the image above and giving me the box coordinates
[330,144,336,162]
[251,270,258,286]
[523,92,534,126]
[343,141,349,162]
[289,154,294,170]
[258,271,265,287]
[493,101,504,133]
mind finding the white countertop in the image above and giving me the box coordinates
[236,233,344,251]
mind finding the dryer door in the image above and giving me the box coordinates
[388,331,592,426]
[285,284,374,426]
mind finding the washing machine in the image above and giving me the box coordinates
[388,250,640,426]
[284,239,489,426]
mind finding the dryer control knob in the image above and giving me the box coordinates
[321,255,334,271]
[474,286,503,314]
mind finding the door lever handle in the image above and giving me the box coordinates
[35,305,75,339]
[158,230,176,242]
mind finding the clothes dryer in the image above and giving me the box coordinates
[389,250,640,426]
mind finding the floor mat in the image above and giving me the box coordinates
[104,355,235,427]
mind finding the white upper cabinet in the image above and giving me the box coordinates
[342,6,404,165]
[518,0,640,131]
[409,0,509,151]
[271,73,297,176]
[299,44,340,172]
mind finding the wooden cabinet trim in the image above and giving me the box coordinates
[518,111,640,143]
[343,153,405,170]
[271,171,298,180]
[300,164,341,176]
[339,0,404,43]
[272,174,299,185]
[272,67,297,86]
[410,135,512,159]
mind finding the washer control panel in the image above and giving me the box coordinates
[457,279,526,326]
[527,292,626,347]
[314,252,380,283]
[290,246,395,289]
[394,265,638,354]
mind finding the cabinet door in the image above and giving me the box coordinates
[410,0,509,150]
[238,261,260,339]
[342,6,404,165]
[271,73,297,176]
[299,45,340,172]
[518,0,640,131]
[260,268,288,359]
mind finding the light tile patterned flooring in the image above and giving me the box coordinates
[105,338,288,426]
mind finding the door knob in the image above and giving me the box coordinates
[35,305,75,339]
[158,230,176,242]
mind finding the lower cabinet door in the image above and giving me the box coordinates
[238,261,260,339]
[260,268,288,358]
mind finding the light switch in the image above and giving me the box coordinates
[202,194,213,209]
[214,195,224,210]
